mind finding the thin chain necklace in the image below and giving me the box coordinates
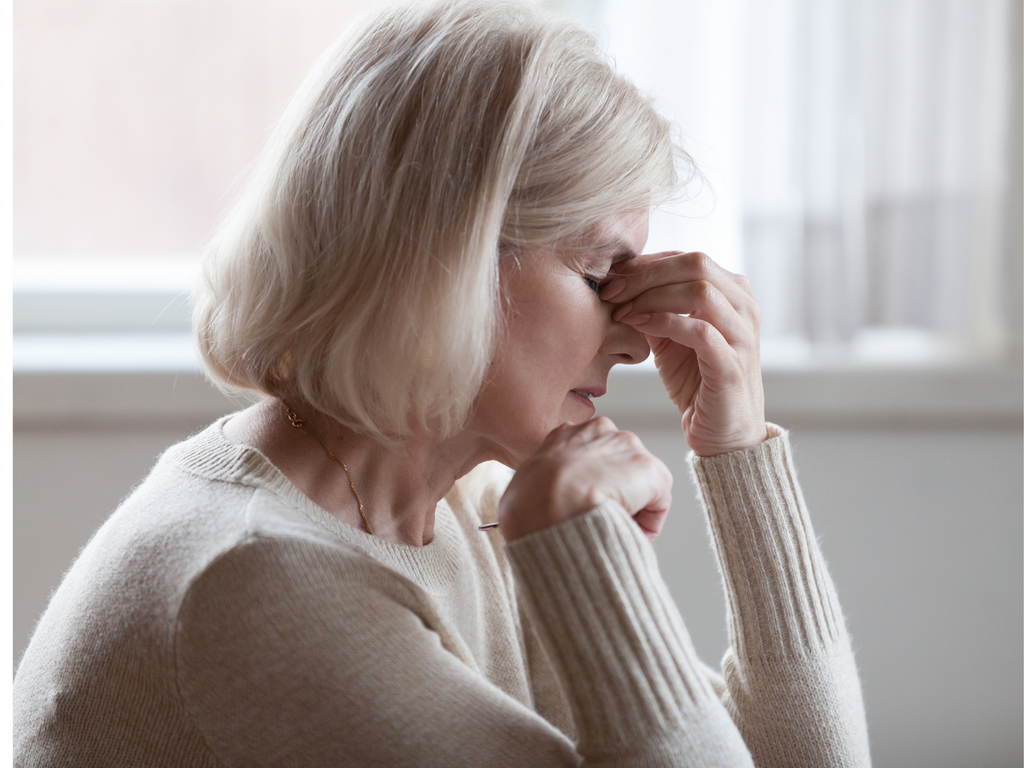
[281,401,373,536]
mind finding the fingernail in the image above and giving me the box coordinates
[611,301,633,322]
[601,277,626,301]
[622,313,651,325]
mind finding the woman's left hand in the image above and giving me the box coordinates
[600,251,766,457]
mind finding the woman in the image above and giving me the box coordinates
[14,1,871,765]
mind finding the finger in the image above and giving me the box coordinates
[620,447,674,518]
[602,251,754,313]
[633,505,669,542]
[611,280,753,347]
[623,312,741,381]
[585,432,672,515]
[584,415,620,435]
[630,456,673,541]
[544,415,618,448]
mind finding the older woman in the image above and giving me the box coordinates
[14,1,870,766]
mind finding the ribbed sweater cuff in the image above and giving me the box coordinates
[690,425,847,661]
[506,502,747,763]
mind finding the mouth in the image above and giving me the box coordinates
[569,387,606,409]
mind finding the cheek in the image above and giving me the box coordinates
[512,299,596,380]
[476,315,582,422]
[487,262,605,402]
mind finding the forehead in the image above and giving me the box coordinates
[563,209,649,260]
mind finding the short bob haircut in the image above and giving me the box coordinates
[194,0,688,442]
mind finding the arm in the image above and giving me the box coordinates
[174,537,576,767]
[601,251,871,766]
[173,530,750,767]
[692,426,871,767]
[507,501,753,767]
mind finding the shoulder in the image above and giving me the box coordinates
[177,533,426,628]
[30,416,373,660]
[172,534,443,699]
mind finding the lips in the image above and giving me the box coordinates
[569,387,606,402]
[570,387,606,399]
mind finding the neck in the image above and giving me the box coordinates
[223,397,498,546]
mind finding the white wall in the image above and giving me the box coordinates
[13,369,1023,768]
[648,426,1023,768]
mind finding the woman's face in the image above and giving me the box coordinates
[470,210,651,467]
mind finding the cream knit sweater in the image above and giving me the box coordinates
[14,419,870,767]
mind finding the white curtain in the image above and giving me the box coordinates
[562,0,1020,360]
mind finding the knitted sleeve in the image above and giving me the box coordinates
[506,502,755,766]
[507,425,871,768]
[174,517,752,767]
[689,424,872,767]
[174,426,868,767]
[174,536,579,767]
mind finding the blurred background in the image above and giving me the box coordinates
[12,0,1023,765]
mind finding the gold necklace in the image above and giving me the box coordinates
[281,401,373,536]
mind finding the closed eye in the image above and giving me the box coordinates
[584,275,602,294]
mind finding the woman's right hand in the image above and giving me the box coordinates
[498,417,673,542]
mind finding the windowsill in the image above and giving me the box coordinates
[13,334,1023,431]
[13,333,198,371]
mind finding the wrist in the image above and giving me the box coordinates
[688,421,769,458]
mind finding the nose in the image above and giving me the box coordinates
[600,314,651,365]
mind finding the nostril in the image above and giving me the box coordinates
[621,331,651,365]
[602,314,651,363]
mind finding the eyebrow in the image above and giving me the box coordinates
[593,238,638,262]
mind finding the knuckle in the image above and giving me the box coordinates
[735,274,752,292]
[685,251,714,276]
[748,299,762,325]
[694,319,716,344]
[550,422,575,439]
[611,429,643,451]
[693,279,714,301]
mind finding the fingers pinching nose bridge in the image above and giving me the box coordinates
[611,302,633,322]
[601,277,626,301]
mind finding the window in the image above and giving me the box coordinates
[14,0,379,263]
[14,0,381,375]
[565,0,1022,366]
[13,0,1023,424]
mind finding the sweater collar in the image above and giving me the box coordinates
[166,415,465,597]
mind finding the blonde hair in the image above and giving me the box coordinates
[193,0,688,442]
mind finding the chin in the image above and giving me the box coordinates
[483,424,552,471]
[480,405,586,468]
[563,399,597,425]
[562,410,592,425]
